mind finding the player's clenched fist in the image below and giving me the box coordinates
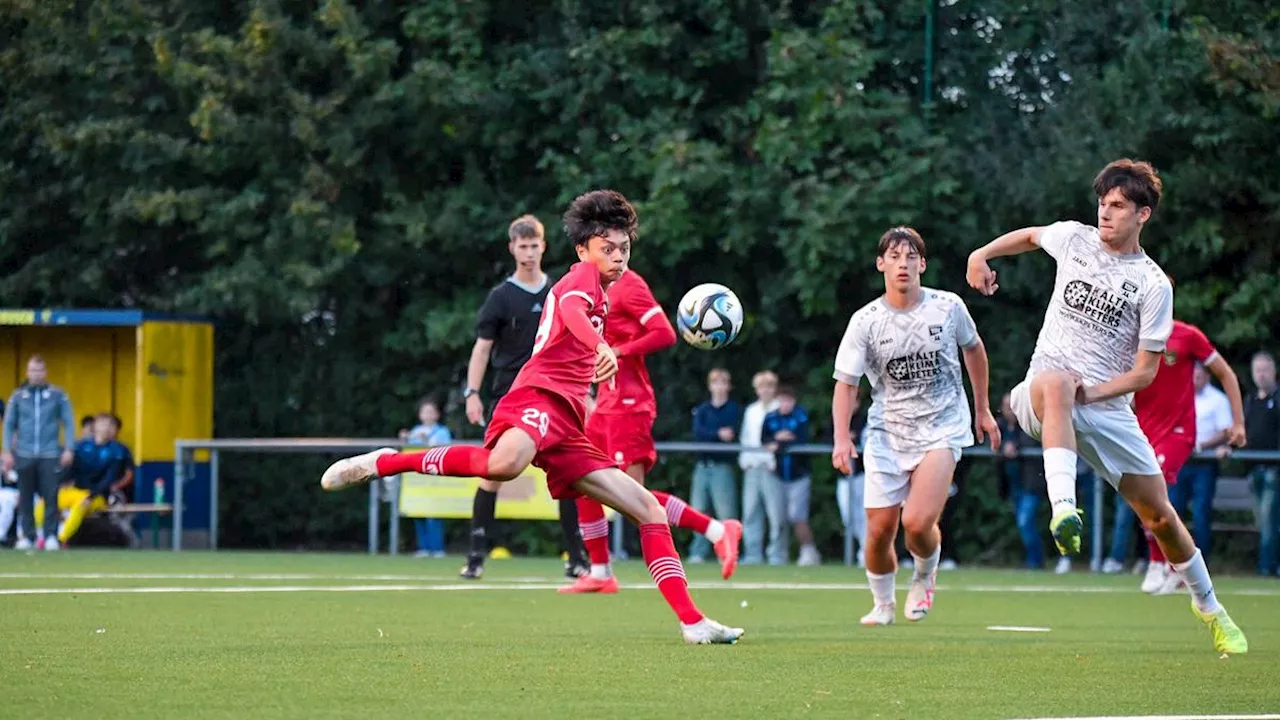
[593,343,619,383]
[966,251,999,296]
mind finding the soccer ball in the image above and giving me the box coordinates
[676,283,744,350]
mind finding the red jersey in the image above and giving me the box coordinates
[510,262,608,404]
[1134,320,1218,444]
[595,270,673,417]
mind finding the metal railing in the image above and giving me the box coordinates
[173,438,1280,567]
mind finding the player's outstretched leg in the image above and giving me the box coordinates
[574,469,743,644]
[559,497,620,594]
[1121,473,1247,654]
[651,490,742,580]
[1027,372,1085,555]
[860,504,901,626]
[322,433,536,579]
[899,450,956,622]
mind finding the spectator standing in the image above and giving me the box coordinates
[400,398,453,557]
[2,355,75,551]
[738,370,783,565]
[998,392,1046,569]
[1245,351,1279,576]
[763,385,819,566]
[689,368,741,562]
[1172,363,1234,558]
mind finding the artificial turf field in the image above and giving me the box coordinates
[1,551,1277,719]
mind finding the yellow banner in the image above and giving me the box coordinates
[397,458,615,521]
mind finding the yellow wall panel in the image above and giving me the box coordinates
[138,322,214,462]
[113,327,139,452]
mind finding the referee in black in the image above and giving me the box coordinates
[460,214,587,580]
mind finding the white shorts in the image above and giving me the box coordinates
[1010,377,1160,488]
[861,446,963,509]
[781,478,811,523]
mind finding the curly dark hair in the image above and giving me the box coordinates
[1093,159,1162,211]
[562,190,638,248]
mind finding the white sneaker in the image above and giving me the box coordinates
[1131,559,1149,576]
[939,559,958,571]
[1140,561,1168,594]
[1153,567,1187,596]
[1054,557,1072,575]
[796,545,821,567]
[681,617,744,645]
[320,448,395,491]
[860,602,896,626]
[14,537,33,551]
[904,572,936,622]
[44,538,60,551]
[1101,558,1124,574]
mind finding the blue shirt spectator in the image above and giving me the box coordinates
[692,398,743,464]
[763,393,810,483]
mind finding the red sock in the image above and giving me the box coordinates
[650,490,712,535]
[1145,529,1166,564]
[576,497,611,565]
[640,523,703,624]
[374,446,491,478]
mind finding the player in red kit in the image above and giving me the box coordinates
[561,268,744,594]
[321,190,744,645]
[1133,314,1246,594]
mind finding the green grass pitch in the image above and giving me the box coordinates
[1,551,1276,719]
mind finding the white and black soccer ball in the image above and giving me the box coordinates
[676,283,744,351]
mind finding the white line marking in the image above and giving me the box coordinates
[987,625,1052,633]
[1009,716,1280,720]
[1,576,1279,597]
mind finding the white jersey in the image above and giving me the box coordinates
[1028,221,1174,410]
[833,288,978,455]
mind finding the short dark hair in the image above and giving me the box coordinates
[1093,159,1162,210]
[776,384,797,399]
[562,190,638,248]
[417,396,438,411]
[877,227,926,258]
[507,214,544,242]
[111,414,123,430]
[81,415,95,428]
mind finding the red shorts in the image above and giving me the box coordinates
[1151,434,1195,485]
[586,411,658,475]
[484,386,614,500]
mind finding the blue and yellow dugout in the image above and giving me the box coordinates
[0,309,213,536]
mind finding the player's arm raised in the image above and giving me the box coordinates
[1204,354,1248,447]
[966,226,1046,296]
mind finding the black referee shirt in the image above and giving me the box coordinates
[475,275,552,398]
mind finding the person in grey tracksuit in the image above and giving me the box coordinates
[2,355,75,546]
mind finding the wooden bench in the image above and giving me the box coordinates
[103,503,174,548]
[1210,476,1257,533]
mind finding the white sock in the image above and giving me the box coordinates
[589,564,612,580]
[912,545,941,580]
[1172,549,1221,614]
[704,520,725,543]
[1043,447,1079,517]
[867,570,896,607]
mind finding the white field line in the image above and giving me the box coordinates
[0,580,1279,597]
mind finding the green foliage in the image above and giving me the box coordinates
[1,0,1277,562]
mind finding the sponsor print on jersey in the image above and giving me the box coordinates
[1059,279,1131,338]
[885,349,944,385]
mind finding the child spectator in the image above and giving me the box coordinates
[763,385,818,566]
[688,368,742,562]
[400,398,452,557]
